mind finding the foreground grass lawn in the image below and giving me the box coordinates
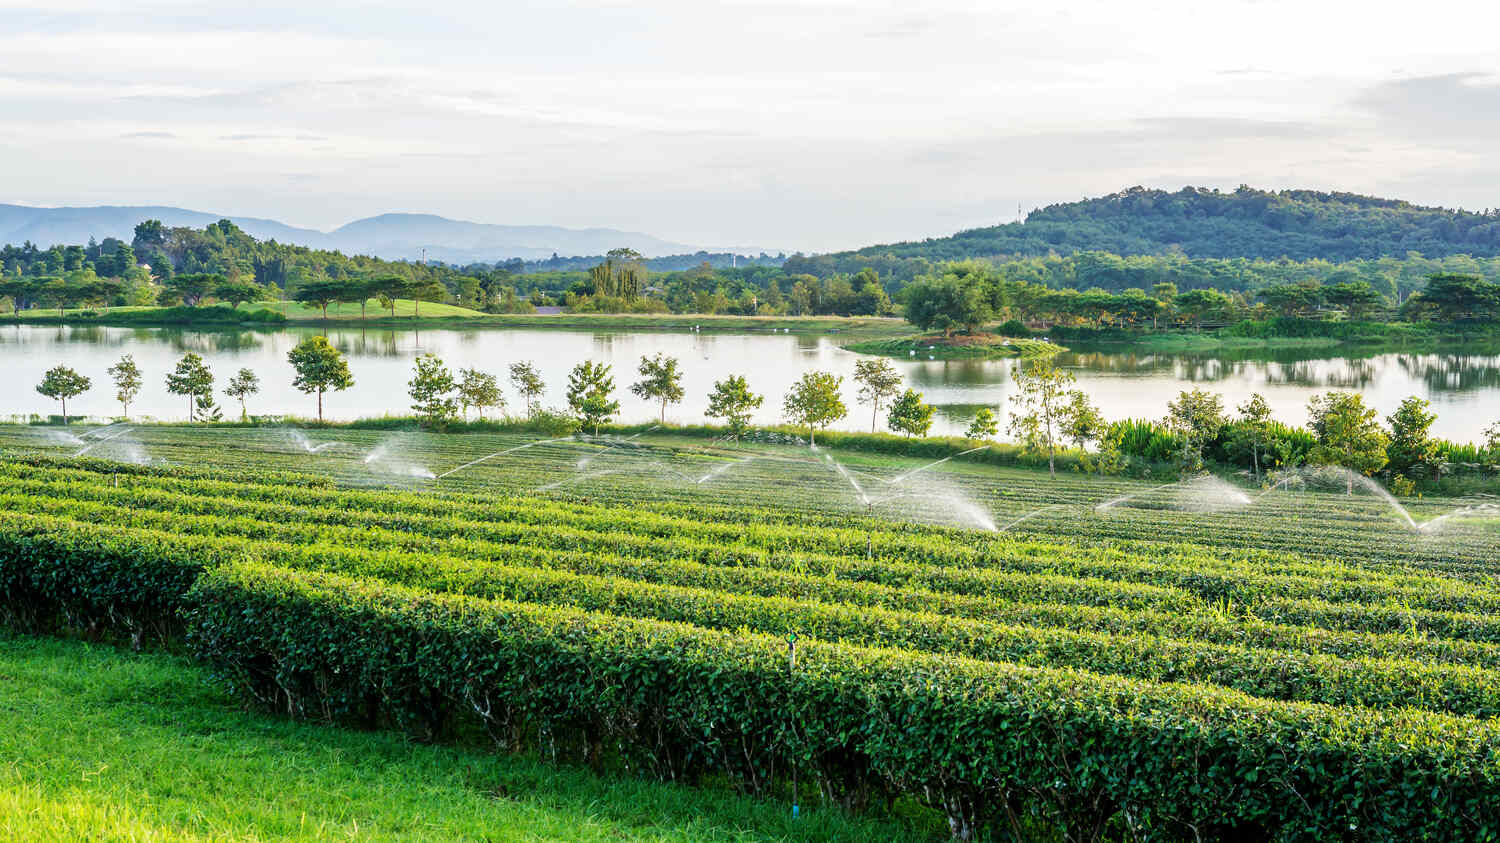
[0,635,929,842]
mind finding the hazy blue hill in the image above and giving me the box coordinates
[786,185,1500,277]
[326,213,697,262]
[0,205,325,250]
[0,205,700,262]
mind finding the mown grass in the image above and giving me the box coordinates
[10,298,488,324]
[8,304,907,334]
[0,634,932,842]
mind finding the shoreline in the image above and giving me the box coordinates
[6,308,911,336]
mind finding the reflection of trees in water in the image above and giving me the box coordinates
[905,360,1008,388]
[1175,357,1238,383]
[1260,358,1380,390]
[328,329,402,358]
[1066,346,1500,393]
[1396,354,1500,394]
[933,402,996,425]
[58,325,108,345]
[160,329,264,354]
[590,333,616,354]
[1059,352,1176,376]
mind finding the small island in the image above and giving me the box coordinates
[843,332,1065,359]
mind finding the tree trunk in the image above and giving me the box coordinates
[61,398,67,426]
[871,403,878,433]
[1045,419,1056,478]
[317,390,324,423]
[187,394,193,423]
[661,402,667,424]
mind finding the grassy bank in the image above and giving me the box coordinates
[1052,318,1500,352]
[842,333,1066,359]
[8,304,910,335]
[10,299,488,328]
[0,634,925,842]
[462,312,909,335]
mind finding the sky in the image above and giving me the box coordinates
[0,0,1497,253]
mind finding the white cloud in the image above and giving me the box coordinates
[0,0,1497,250]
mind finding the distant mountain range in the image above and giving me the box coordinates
[0,204,707,263]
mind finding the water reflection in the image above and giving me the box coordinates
[1398,354,1500,393]
[4,325,1499,441]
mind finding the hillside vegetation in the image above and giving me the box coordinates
[790,186,1500,278]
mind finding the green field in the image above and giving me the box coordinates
[0,635,920,842]
[11,298,489,323]
[9,304,910,334]
[3,424,1499,840]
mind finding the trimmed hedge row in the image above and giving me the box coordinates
[186,562,1500,843]
[7,470,1492,618]
[8,508,1500,720]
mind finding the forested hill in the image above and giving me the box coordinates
[786,186,1500,278]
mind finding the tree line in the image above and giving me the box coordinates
[9,213,1500,323]
[898,264,1500,336]
[1,218,541,318]
[34,348,1499,491]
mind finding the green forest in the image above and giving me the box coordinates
[793,185,1500,277]
[4,187,1500,327]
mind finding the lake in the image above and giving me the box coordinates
[6,323,1499,442]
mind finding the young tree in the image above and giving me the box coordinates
[458,367,504,420]
[886,388,935,438]
[853,358,903,432]
[36,365,91,425]
[965,407,998,440]
[782,371,847,446]
[1164,388,1227,470]
[1487,421,1500,455]
[165,353,214,422]
[1008,357,1074,478]
[1059,390,1105,451]
[194,391,223,422]
[1232,393,1274,480]
[509,361,546,418]
[630,353,685,424]
[1307,391,1390,492]
[705,374,764,441]
[287,336,353,423]
[408,278,448,317]
[335,278,376,321]
[107,354,142,419]
[567,360,620,435]
[1385,395,1441,483]
[225,368,261,421]
[408,353,458,424]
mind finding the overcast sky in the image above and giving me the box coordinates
[1,0,1497,252]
